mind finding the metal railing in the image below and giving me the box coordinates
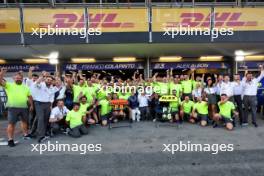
[1,0,264,7]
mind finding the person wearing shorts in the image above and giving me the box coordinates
[180,95,195,123]
[213,94,238,131]
[192,96,209,126]
[0,69,33,147]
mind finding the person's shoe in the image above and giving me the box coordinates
[50,129,55,137]
[242,123,249,127]
[153,118,156,122]
[38,136,48,143]
[8,139,15,147]
[252,122,258,128]
[212,122,218,128]
[23,134,32,140]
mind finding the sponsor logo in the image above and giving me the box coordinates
[38,13,134,29]
[165,12,258,28]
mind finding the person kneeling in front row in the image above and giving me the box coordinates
[213,94,239,131]
[65,102,89,138]
[49,99,69,137]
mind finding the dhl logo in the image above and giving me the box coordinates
[166,12,258,28]
[39,13,134,28]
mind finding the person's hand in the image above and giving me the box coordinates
[29,66,35,71]
[191,68,195,72]
[29,105,34,112]
[234,111,239,117]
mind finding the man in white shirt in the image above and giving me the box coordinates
[34,75,58,143]
[138,91,150,121]
[233,74,244,125]
[219,75,235,102]
[242,65,264,127]
[49,99,69,136]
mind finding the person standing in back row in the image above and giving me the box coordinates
[242,65,264,127]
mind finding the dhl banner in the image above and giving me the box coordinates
[214,8,264,31]
[152,7,264,32]
[152,8,211,31]
[23,8,148,33]
[0,9,20,33]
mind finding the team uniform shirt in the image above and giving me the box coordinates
[34,82,58,103]
[25,79,38,100]
[169,82,182,97]
[192,88,203,98]
[138,94,149,107]
[50,106,69,121]
[169,97,181,112]
[194,101,208,115]
[232,81,243,96]
[153,82,169,95]
[220,82,235,97]
[204,86,217,95]
[99,99,111,116]
[79,102,90,115]
[66,110,84,129]
[4,82,31,108]
[242,72,264,96]
[84,86,96,105]
[181,100,195,114]
[181,80,193,94]
[72,84,86,102]
[218,101,235,119]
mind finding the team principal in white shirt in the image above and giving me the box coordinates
[242,65,264,127]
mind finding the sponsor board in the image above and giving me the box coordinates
[0,9,20,33]
[0,64,55,72]
[151,62,230,70]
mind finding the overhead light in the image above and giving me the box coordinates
[235,55,245,61]
[48,51,59,60]
[113,57,136,62]
[23,58,49,64]
[199,56,223,61]
[0,59,6,64]
[235,50,245,56]
[49,58,59,65]
[71,58,96,63]
[159,56,182,62]
[245,55,264,60]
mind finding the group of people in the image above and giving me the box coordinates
[0,65,263,147]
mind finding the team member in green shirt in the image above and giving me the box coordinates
[213,94,238,131]
[180,95,195,123]
[72,78,87,103]
[0,68,34,147]
[79,96,97,124]
[98,94,112,126]
[169,89,181,123]
[66,102,89,138]
[192,96,209,126]
[181,69,195,100]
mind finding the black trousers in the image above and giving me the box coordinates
[234,95,243,124]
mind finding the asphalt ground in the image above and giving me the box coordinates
[0,114,264,176]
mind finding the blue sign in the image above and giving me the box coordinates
[0,64,55,72]
[63,62,144,71]
[151,62,230,70]
[238,61,264,69]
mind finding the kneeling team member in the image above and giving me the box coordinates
[192,96,209,126]
[213,94,238,131]
[65,103,89,138]
[180,95,195,123]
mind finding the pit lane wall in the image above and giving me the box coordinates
[0,7,264,44]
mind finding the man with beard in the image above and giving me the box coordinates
[0,68,33,147]
[34,74,58,143]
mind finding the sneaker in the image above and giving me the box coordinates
[252,122,258,128]
[8,139,15,147]
[137,119,140,122]
[153,119,156,122]
[242,123,249,127]
[38,136,48,143]
[23,134,32,140]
